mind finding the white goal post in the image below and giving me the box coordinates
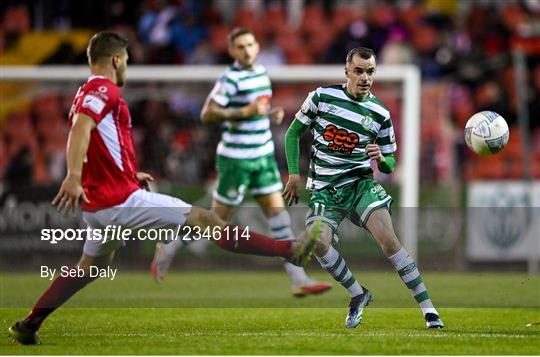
[2,64,421,259]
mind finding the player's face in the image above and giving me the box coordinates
[114,49,128,87]
[229,33,259,68]
[345,54,376,99]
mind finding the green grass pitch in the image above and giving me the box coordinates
[1,271,539,354]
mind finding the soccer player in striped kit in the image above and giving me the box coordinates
[283,47,444,329]
[8,32,318,345]
[151,28,331,297]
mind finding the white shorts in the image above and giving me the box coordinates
[82,189,192,257]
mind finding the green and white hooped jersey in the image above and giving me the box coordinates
[209,63,274,159]
[295,84,397,190]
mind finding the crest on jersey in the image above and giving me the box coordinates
[361,114,376,131]
[98,86,108,93]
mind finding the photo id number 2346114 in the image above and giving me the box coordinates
[180,225,250,241]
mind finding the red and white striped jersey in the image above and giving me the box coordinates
[69,75,140,211]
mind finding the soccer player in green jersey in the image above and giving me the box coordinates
[282,47,444,329]
[151,28,331,297]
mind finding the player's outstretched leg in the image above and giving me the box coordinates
[267,210,332,297]
[185,207,319,266]
[311,221,371,328]
[8,253,113,345]
[366,209,444,329]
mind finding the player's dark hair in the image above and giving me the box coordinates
[346,47,376,64]
[228,27,254,45]
[87,32,128,65]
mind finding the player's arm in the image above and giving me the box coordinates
[200,97,268,124]
[368,114,397,174]
[200,75,269,123]
[52,113,95,212]
[365,145,396,173]
[282,119,309,206]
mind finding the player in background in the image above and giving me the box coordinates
[151,27,331,298]
[8,32,319,345]
[282,47,444,329]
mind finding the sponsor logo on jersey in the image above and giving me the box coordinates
[82,94,106,114]
[322,124,359,155]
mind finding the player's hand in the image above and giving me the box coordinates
[52,174,89,214]
[283,174,301,206]
[365,143,385,162]
[247,97,270,117]
[136,171,154,191]
[269,106,284,125]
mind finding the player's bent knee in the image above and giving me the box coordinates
[315,239,331,256]
[309,223,332,256]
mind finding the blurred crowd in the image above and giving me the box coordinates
[1,0,539,191]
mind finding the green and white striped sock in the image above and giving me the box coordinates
[317,246,363,297]
[268,211,295,241]
[388,247,438,316]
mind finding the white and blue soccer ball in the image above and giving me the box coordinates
[464,111,509,156]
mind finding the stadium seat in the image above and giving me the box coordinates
[332,5,363,33]
[286,48,313,64]
[532,152,540,178]
[233,7,264,39]
[276,28,302,54]
[0,133,6,176]
[300,5,326,34]
[264,5,286,35]
[209,25,231,54]
[32,92,63,118]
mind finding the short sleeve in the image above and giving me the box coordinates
[76,82,118,124]
[294,90,319,126]
[209,74,237,107]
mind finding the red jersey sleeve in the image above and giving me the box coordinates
[75,80,119,124]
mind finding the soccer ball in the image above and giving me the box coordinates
[464,111,509,156]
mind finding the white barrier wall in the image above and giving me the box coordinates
[467,181,540,262]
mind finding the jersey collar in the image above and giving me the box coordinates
[231,61,257,72]
[88,74,106,82]
[342,84,373,102]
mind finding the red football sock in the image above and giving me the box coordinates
[23,267,97,330]
[212,225,293,258]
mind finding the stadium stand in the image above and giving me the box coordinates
[1,0,539,188]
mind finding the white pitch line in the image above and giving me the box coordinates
[60,331,534,339]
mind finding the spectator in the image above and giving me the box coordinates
[257,34,286,67]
